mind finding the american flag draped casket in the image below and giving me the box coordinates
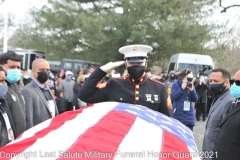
[0,102,200,160]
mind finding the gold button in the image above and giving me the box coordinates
[135,97,139,100]
[136,85,139,89]
[140,79,143,82]
[132,79,135,82]
[120,98,123,100]
[136,91,139,94]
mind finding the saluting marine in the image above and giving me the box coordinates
[78,44,170,116]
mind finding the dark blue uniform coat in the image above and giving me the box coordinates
[78,68,170,117]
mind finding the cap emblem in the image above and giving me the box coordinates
[133,46,138,51]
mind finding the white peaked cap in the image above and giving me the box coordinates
[119,44,153,62]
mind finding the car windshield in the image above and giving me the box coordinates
[178,63,213,77]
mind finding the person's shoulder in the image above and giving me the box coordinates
[22,81,35,89]
[96,82,108,89]
[112,77,126,81]
[223,90,235,100]
[148,78,165,86]
[55,97,61,100]
[73,83,79,87]
[59,79,66,83]
[110,77,127,84]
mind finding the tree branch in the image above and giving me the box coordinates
[0,0,4,5]
[219,0,240,13]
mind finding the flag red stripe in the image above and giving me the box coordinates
[57,110,136,160]
[160,131,192,160]
[0,108,90,160]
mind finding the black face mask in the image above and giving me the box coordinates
[209,81,226,97]
[127,66,145,79]
[37,71,49,84]
[170,76,175,80]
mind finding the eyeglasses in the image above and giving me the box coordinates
[230,79,240,86]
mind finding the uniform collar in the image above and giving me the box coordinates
[128,72,148,84]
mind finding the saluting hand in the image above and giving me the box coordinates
[100,61,125,73]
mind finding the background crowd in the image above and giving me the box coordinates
[0,50,240,159]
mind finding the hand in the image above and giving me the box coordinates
[100,61,125,73]
[181,81,187,90]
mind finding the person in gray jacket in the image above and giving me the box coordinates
[59,71,75,111]
[21,59,58,130]
[202,68,234,160]
[164,70,176,94]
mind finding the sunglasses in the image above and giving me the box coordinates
[230,79,240,86]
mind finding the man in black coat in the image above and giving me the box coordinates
[213,70,240,160]
[78,44,170,117]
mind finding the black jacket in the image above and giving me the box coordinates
[0,99,15,147]
[194,79,208,103]
[5,82,26,138]
[78,68,170,117]
[55,97,67,114]
[213,100,240,160]
[23,78,32,86]
[72,83,81,109]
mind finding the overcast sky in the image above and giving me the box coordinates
[0,0,240,39]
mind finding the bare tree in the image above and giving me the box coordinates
[0,0,4,5]
[213,28,240,75]
[219,0,240,13]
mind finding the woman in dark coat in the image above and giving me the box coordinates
[72,75,85,109]
[194,73,208,121]
[55,89,67,114]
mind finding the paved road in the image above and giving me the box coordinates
[193,118,207,151]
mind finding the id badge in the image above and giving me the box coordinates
[47,100,56,117]
[183,101,190,111]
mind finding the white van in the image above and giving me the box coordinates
[167,53,214,76]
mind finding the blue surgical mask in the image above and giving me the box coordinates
[67,76,72,80]
[147,73,152,78]
[6,69,21,83]
[0,83,8,99]
[23,75,30,79]
[49,73,54,79]
[230,83,240,98]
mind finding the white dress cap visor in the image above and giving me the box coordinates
[119,44,153,62]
